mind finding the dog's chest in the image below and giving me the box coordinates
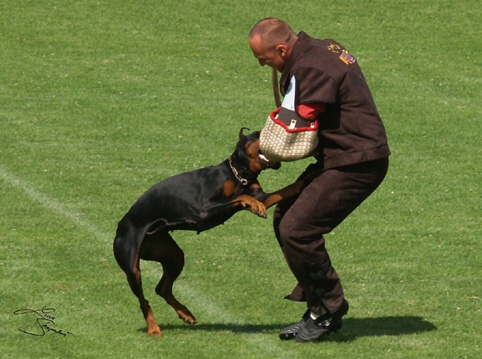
[222,179,238,198]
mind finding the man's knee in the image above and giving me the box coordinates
[277,212,320,246]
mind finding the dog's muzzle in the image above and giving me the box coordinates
[259,152,281,170]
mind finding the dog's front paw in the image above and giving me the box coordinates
[236,195,267,218]
[250,200,267,218]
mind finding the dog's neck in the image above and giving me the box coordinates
[228,153,258,186]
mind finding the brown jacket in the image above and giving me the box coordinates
[279,32,390,169]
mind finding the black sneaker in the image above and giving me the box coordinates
[278,309,310,340]
[295,299,349,343]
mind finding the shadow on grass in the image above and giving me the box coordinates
[139,316,437,339]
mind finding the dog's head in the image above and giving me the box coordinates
[236,127,281,173]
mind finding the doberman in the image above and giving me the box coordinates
[113,128,315,337]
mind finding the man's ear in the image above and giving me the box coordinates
[276,44,287,57]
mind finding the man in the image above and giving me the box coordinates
[249,18,390,342]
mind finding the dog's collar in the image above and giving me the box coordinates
[228,156,249,186]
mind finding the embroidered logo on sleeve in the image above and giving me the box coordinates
[339,50,356,65]
[327,43,357,65]
[327,43,341,53]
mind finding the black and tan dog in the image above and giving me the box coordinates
[113,128,312,337]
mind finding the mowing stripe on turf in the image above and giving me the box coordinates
[0,165,109,241]
[0,165,295,356]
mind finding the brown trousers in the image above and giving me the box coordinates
[273,158,389,314]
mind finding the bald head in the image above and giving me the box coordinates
[248,18,298,71]
[249,18,297,49]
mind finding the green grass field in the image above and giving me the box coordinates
[1,1,480,358]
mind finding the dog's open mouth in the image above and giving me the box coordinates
[258,152,270,163]
[258,151,281,169]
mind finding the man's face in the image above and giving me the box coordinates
[249,35,287,72]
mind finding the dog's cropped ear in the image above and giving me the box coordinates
[238,127,250,141]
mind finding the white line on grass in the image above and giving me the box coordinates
[0,166,295,357]
[0,166,110,241]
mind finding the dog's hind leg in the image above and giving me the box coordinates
[130,257,163,336]
[140,232,197,325]
[114,232,162,337]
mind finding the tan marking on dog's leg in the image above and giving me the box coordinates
[127,252,163,337]
[145,307,162,337]
[142,232,197,326]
